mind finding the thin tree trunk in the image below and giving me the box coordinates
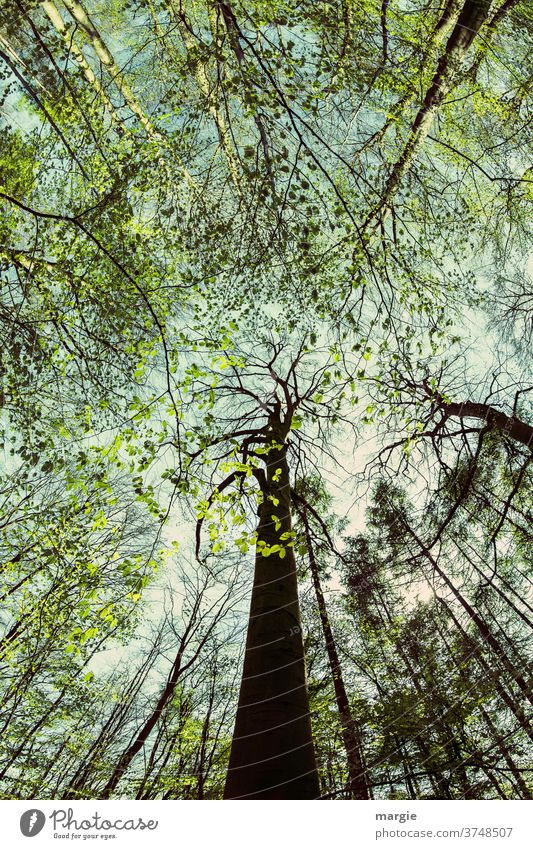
[41,0,125,131]
[482,768,507,798]
[100,658,185,798]
[59,0,159,136]
[479,706,531,799]
[167,0,244,196]
[224,413,319,799]
[434,609,531,799]
[437,596,533,745]
[405,525,533,706]
[195,668,217,799]
[65,639,161,797]
[372,590,453,797]
[100,582,223,798]
[301,509,369,798]
[364,0,492,229]
[54,0,200,189]
[363,0,462,151]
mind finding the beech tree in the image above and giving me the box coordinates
[0,0,531,800]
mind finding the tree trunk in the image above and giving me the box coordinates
[56,0,197,188]
[373,590,453,797]
[480,706,532,799]
[467,0,521,80]
[100,659,183,798]
[364,0,492,229]
[41,0,123,129]
[437,597,533,745]
[434,609,532,799]
[224,416,320,799]
[100,581,224,798]
[406,525,533,706]
[167,0,244,196]
[438,398,533,449]
[301,510,370,798]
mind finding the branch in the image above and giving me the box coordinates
[438,397,533,449]
[291,490,345,561]
[195,470,247,561]
[428,134,533,183]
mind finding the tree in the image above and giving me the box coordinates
[294,477,370,799]
[0,0,531,800]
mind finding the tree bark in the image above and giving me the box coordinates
[41,0,123,129]
[364,0,492,229]
[59,0,157,135]
[405,525,533,706]
[438,597,533,745]
[224,414,320,799]
[301,510,370,798]
[57,0,198,188]
[167,0,244,196]
[480,706,532,799]
[435,608,532,799]
[467,0,521,79]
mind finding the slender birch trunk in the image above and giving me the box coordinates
[41,0,123,128]
[167,0,244,196]
[58,0,159,135]
[364,0,492,230]
[50,0,196,188]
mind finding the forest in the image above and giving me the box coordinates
[0,0,531,800]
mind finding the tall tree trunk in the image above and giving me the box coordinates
[435,610,532,799]
[55,0,199,189]
[467,0,521,79]
[167,0,244,196]
[100,654,185,798]
[224,415,320,799]
[364,0,462,150]
[301,509,370,798]
[372,590,453,797]
[64,638,161,797]
[364,0,492,229]
[59,0,157,135]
